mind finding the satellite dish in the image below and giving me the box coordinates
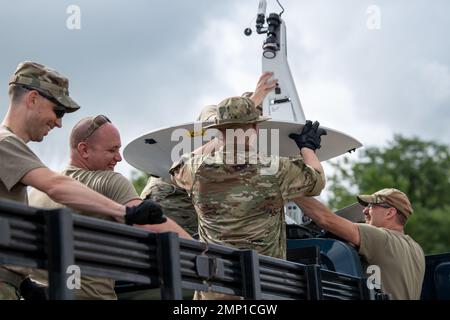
[124,120,362,179]
[335,202,366,223]
[125,1,364,181]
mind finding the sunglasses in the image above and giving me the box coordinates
[53,106,66,119]
[367,203,392,209]
[22,85,66,119]
[81,115,112,141]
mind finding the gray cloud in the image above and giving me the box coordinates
[1,0,449,179]
[284,0,450,146]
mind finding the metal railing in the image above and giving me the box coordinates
[0,199,372,300]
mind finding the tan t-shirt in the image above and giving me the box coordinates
[29,165,140,300]
[0,126,45,204]
[357,223,425,300]
[0,126,46,285]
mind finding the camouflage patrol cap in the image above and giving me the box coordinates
[204,96,270,129]
[241,91,262,111]
[9,61,80,112]
[196,105,217,122]
[241,92,253,98]
[357,188,413,218]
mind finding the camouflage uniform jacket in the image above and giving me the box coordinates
[141,177,198,235]
[170,147,325,259]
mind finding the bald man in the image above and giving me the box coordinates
[29,115,191,299]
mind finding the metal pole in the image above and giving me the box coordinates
[45,208,75,300]
[156,232,182,299]
[305,264,323,300]
[240,249,262,300]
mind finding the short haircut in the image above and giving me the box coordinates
[395,210,408,226]
[8,84,29,103]
[70,117,95,149]
[70,115,112,149]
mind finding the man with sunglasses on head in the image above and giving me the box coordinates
[294,188,425,299]
[29,115,191,299]
[0,61,166,299]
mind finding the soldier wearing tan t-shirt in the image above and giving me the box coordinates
[0,126,46,299]
[295,188,425,300]
[29,166,140,300]
[29,116,191,299]
[0,62,167,299]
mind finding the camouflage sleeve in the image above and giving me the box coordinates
[276,156,325,201]
[140,176,153,199]
[169,155,195,193]
[140,176,174,200]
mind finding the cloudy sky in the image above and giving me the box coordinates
[1,0,449,183]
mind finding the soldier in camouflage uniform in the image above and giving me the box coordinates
[170,96,327,300]
[141,176,199,236]
[141,72,277,238]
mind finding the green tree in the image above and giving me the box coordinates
[406,205,450,254]
[327,135,450,254]
[130,170,149,196]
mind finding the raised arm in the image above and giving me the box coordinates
[289,120,326,175]
[293,197,361,246]
[248,72,278,108]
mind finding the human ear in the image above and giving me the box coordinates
[25,90,39,107]
[77,142,89,159]
[386,207,397,219]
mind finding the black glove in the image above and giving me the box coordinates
[125,200,167,225]
[289,120,327,151]
[19,278,47,300]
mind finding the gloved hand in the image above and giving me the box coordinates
[19,278,47,300]
[289,120,327,151]
[125,200,167,225]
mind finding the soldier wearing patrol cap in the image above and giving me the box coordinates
[295,188,425,299]
[170,94,327,300]
[9,61,80,112]
[0,61,166,299]
[141,72,278,239]
[357,188,414,225]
